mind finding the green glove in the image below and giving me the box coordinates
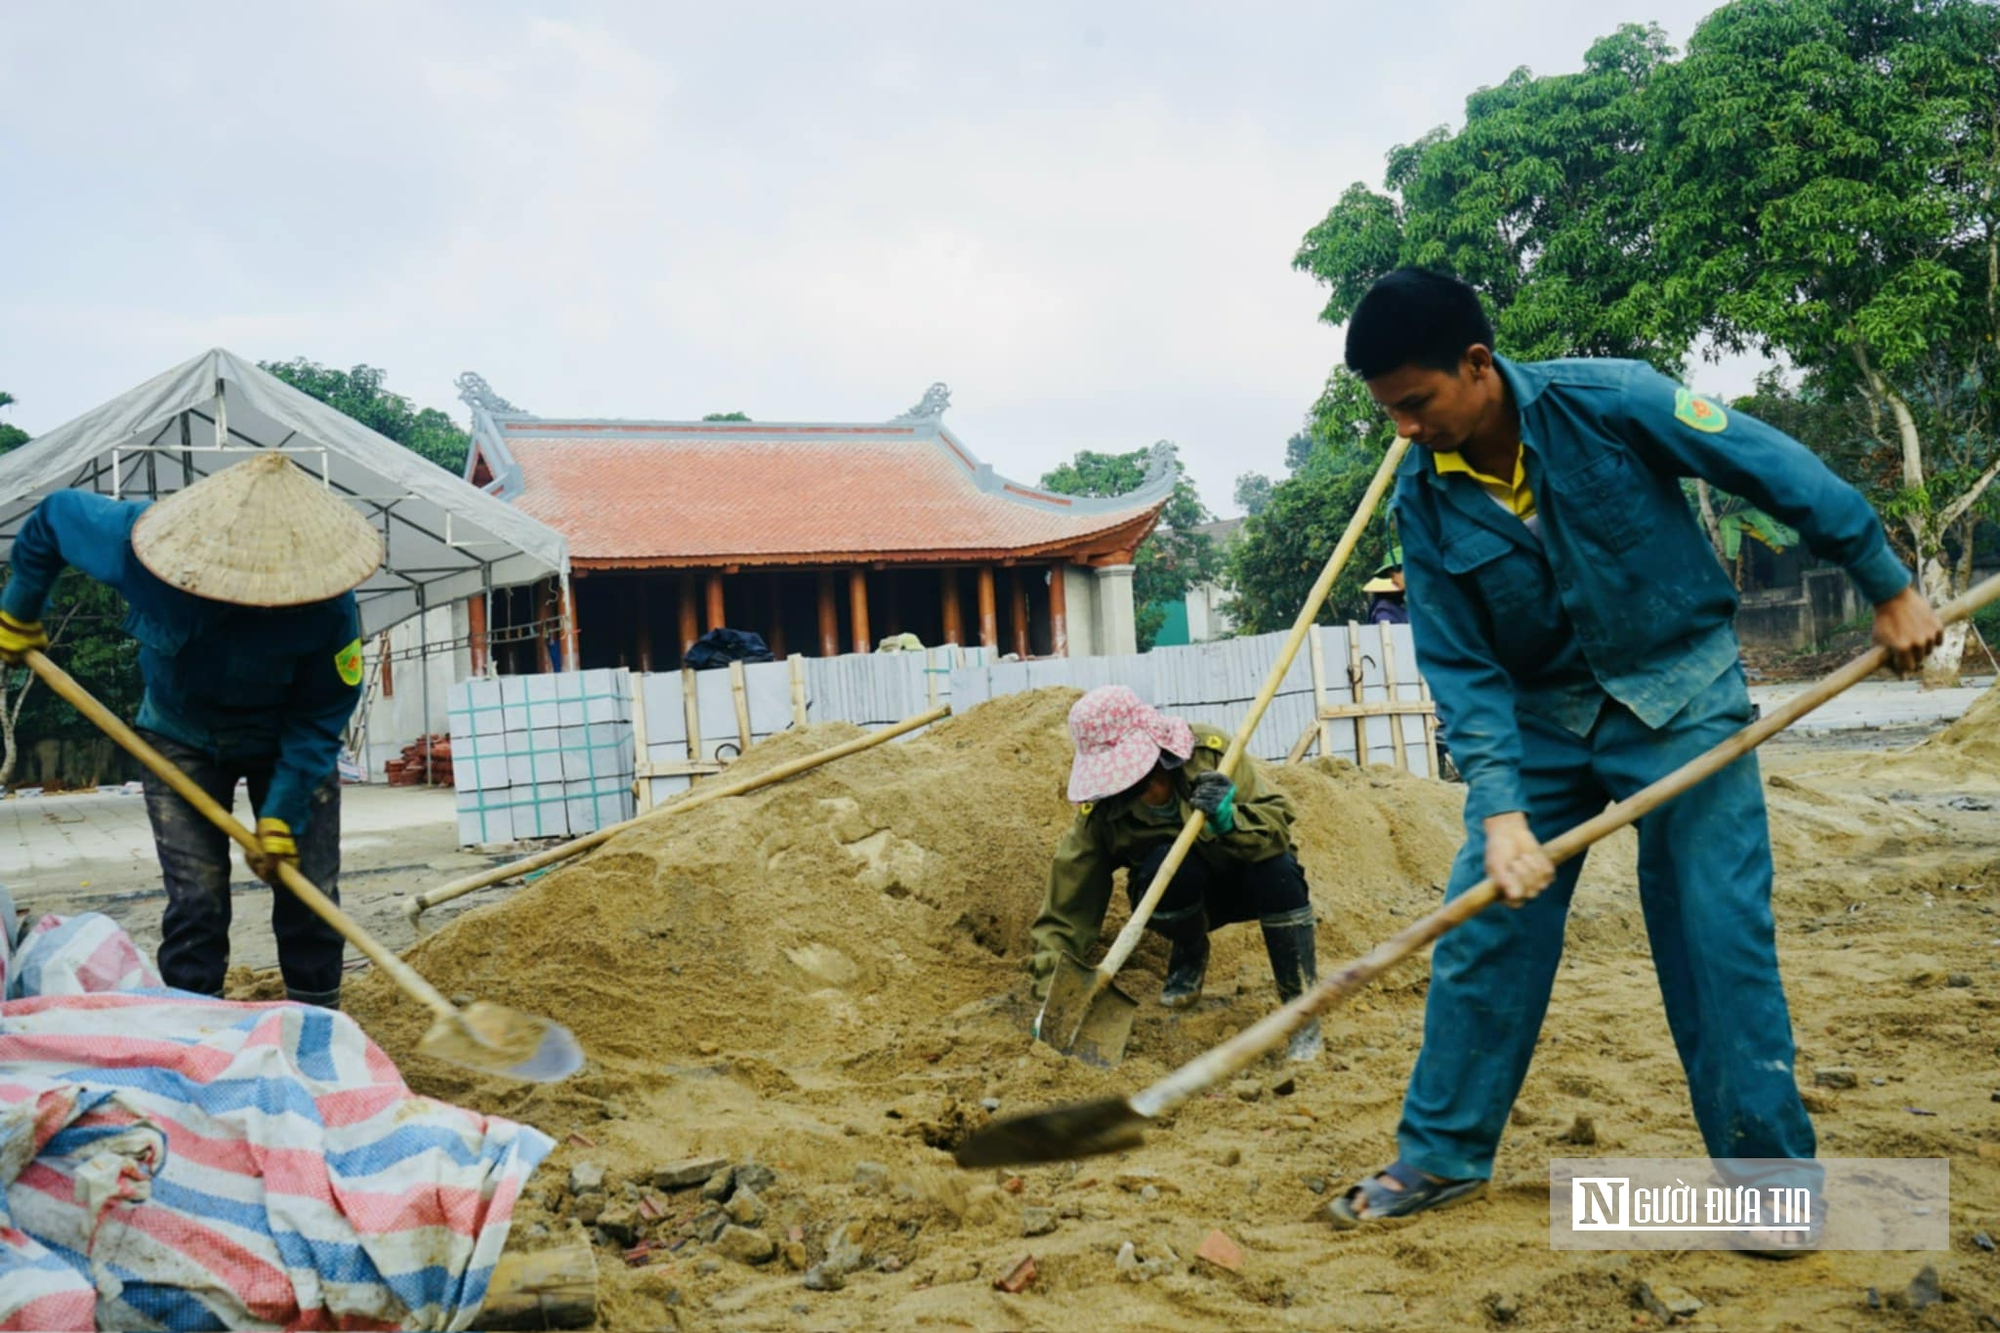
[1192,771,1236,833]
[0,610,49,665]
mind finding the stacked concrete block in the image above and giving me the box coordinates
[446,668,636,848]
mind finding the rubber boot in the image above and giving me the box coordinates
[1154,904,1210,1010]
[1260,905,1323,1061]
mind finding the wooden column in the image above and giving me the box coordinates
[705,570,726,632]
[1008,569,1029,658]
[678,571,699,658]
[1048,562,1069,657]
[817,571,839,657]
[633,579,652,672]
[766,573,787,659]
[535,582,555,674]
[466,596,488,676]
[976,564,999,650]
[941,571,964,646]
[849,568,872,654]
[560,577,580,672]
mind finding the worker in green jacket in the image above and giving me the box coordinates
[1028,684,1323,1061]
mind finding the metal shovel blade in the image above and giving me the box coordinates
[417,1001,586,1082]
[1035,955,1140,1067]
[955,1096,1151,1167]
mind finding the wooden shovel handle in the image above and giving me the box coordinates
[24,648,459,1025]
[1133,570,2000,1118]
[1097,437,1413,979]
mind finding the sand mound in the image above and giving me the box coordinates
[335,688,2000,1332]
[1842,681,2000,787]
[1932,679,2000,763]
[354,689,1467,1099]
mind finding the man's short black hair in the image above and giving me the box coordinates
[1343,267,1496,380]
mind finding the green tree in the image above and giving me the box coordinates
[1226,371,1401,633]
[1039,445,1221,652]
[1234,472,1275,517]
[1295,23,1685,369]
[702,411,751,421]
[0,391,28,453]
[1294,0,2000,684]
[1283,430,1316,475]
[0,391,143,785]
[261,359,473,474]
[1651,0,2000,683]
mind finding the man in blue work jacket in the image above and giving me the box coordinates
[1325,269,1943,1250]
[0,453,382,1008]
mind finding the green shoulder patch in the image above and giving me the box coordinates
[334,638,364,687]
[1673,387,1728,434]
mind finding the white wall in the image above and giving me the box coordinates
[1185,580,1235,642]
[354,602,470,779]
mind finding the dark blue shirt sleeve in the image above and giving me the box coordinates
[2,492,146,622]
[1398,486,1531,823]
[265,606,362,834]
[1613,367,1912,606]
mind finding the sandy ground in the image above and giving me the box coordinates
[289,685,2000,1333]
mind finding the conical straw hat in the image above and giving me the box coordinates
[131,453,383,607]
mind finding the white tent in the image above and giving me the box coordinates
[0,349,569,637]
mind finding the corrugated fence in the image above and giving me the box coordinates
[446,626,1433,847]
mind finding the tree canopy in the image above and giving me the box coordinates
[260,359,473,475]
[1281,0,2000,681]
[0,392,27,454]
[1038,445,1220,652]
[1226,371,1400,633]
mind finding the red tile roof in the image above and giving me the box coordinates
[486,421,1169,569]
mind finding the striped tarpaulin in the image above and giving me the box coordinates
[0,915,553,1332]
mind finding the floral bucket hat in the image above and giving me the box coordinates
[1065,685,1195,804]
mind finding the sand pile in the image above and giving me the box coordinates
[332,689,2000,1332]
[1841,680,2000,787]
[353,688,1467,1101]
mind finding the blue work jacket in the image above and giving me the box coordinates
[2,492,363,831]
[1395,356,1910,823]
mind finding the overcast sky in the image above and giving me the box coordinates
[0,1,1754,517]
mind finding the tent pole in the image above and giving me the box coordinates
[419,585,433,782]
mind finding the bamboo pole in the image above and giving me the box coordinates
[1307,625,1331,760]
[1378,624,1409,772]
[729,660,752,753]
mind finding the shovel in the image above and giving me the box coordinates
[25,648,585,1083]
[969,571,2000,1163]
[1036,437,1413,1065]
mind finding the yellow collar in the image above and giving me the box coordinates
[1432,448,1524,490]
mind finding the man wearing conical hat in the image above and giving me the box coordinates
[0,454,380,1008]
[1029,684,1324,1062]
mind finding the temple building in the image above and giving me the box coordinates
[455,375,1176,672]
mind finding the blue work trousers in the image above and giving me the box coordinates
[1398,665,1815,1180]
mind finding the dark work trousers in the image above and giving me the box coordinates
[139,730,345,1004]
[1124,841,1312,936]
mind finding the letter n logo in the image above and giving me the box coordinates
[1572,1177,1628,1230]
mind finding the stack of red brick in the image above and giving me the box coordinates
[382,735,452,787]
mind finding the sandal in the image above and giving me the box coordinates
[1726,1210,1825,1261]
[1325,1160,1487,1228]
